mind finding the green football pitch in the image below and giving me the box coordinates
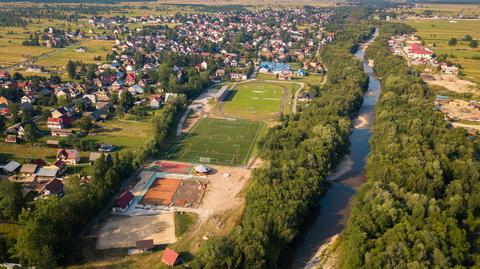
[221,82,289,121]
[168,118,265,166]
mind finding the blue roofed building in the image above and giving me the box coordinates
[259,62,291,74]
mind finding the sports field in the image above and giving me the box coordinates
[168,118,265,166]
[221,81,296,120]
[405,19,480,83]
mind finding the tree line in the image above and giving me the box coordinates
[340,22,480,268]
[190,21,373,269]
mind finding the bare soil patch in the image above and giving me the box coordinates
[96,213,176,250]
[422,73,478,93]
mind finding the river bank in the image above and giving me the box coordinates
[287,28,381,269]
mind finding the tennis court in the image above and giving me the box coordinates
[140,178,181,206]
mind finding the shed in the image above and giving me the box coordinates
[162,248,182,266]
[113,191,134,213]
[136,239,154,251]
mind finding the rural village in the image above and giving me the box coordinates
[0,6,332,267]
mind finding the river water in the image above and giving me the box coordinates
[287,29,381,269]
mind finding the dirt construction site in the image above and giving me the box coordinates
[438,99,480,122]
[422,73,479,94]
[95,160,252,250]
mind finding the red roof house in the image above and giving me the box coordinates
[162,248,182,266]
[125,72,136,86]
[0,70,9,79]
[56,148,80,164]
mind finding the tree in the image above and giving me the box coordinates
[462,35,473,41]
[110,91,119,105]
[469,39,479,48]
[74,99,87,113]
[66,60,76,79]
[86,66,96,81]
[0,180,24,221]
[77,117,94,132]
[23,124,37,142]
[120,91,134,112]
[0,116,5,137]
[448,37,457,46]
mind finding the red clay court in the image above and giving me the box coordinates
[140,178,181,206]
[144,161,193,175]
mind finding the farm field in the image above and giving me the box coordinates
[35,39,114,71]
[0,26,54,68]
[221,81,297,121]
[0,18,98,68]
[405,19,480,83]
[402,3,480,17]
[168,118,265,166]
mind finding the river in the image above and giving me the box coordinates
[287,28,381,269]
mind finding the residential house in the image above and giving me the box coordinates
[4,135,17,144]
[128,84,144,95]
[298,91,316,102]
[215,69,226,78]
[56,148,80,164]
[42,179,64,197]
[51,107,73,119]
[150,95,163,108]
[0,96,8,115]
[0,70,10,79]
[165,93,179,103]
[47,117,66,129]
[230,73,247,81]
[278,70,294,80]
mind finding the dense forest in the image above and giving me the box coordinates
[190,16,374,269]
[340,22,480,268]
[0,11,27,27]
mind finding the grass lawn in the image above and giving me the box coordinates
[87,115,156,152]
[174,212,198,237]
[35,39,114,72]
[168,118,265,166]
[405,19,480,83]
[255,73,277,81]
[221,81,291,121]
[0,142,59,162]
